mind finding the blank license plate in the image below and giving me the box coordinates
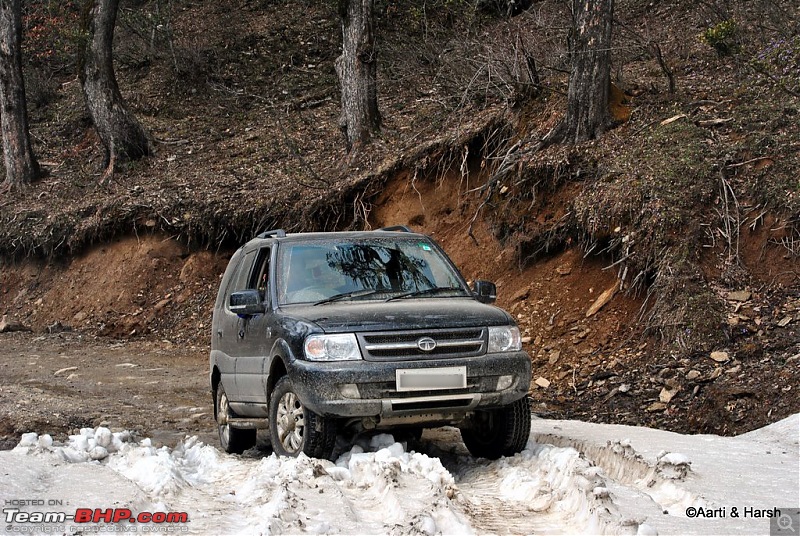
[396,366,467,392]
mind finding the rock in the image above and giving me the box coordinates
[556,265,572,276]
[646,402,667,412]
[709,367,723,380]
[88,446,109,461]
[664,378,681,390]
[586,281,620,318]
[154,298,172,311]
[710,351,730,362]
[659,386,679,404]
[618,383,631,393]
[46,321,71,334]
[727,290,752,302]
[548,350,561,365]
[54,366,78,377]
[0,315,31,333]
[510,286,531,302]
[778,316,792,327]
[534,377,551,389]
[727,365,741,374]
[604,388,620,401]
[686,370,701,381]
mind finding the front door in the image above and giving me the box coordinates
[235,247,275,404]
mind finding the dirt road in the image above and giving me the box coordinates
[0,331,215,449]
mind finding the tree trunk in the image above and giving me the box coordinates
[80,0,150,175]
[335,0,380,152]
[550,0,614,144]
[0,0,40,191]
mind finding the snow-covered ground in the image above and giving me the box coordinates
[1,415,797,535]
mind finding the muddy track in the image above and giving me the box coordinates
[0,331,216,450]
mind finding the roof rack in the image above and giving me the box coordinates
[256,229,287,239]
[377,225,413,233]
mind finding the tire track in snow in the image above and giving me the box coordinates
[534,432,704,517]
[420,428,651,535]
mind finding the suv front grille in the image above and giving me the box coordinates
[358,328,486,361]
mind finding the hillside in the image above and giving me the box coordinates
[0,0,798,438]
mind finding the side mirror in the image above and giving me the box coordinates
[229,289,265,316]
[472,280,497,304]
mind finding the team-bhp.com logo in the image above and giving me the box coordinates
[4,508,189,524]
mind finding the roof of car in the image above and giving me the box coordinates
[244,228,430,247]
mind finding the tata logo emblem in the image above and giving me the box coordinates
[417,337,437,352]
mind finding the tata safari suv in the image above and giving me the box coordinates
[210,227,531,460]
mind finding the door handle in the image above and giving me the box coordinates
[216,330,223,338]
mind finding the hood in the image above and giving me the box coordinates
[279,298,514,333]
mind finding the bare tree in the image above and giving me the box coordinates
[80,0,151,181]
[546,0,614,144]
[0,0,41,193]
[335,0,380,151]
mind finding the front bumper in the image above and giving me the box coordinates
[285,351,531,422]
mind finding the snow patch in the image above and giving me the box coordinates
[3,416,797,535]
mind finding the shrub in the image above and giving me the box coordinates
[700,20,739,56]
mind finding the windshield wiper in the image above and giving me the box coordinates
[386,286,466,301]
[313,289,379,306]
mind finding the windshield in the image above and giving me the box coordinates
[277,238,468,305]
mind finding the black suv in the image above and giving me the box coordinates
[210,227,531,460]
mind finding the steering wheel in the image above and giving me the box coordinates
[288,286,333,303]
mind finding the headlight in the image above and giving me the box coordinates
[488,326,521,352]
[304,334,362,361]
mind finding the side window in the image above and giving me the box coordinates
[227,250,257,302]
[253,247,271,301]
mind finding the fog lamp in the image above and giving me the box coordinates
[339,383,361,399]
[496,375,514,390]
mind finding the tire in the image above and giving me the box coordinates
[269,376,336,460]
[460,396,531,459]
[216,383,257,454]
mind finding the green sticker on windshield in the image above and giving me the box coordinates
[420,243,431,251]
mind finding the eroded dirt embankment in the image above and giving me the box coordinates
[1,169,798,445]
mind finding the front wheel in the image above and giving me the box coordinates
[269,376,336,460]
[216,383,257,454]
[459,397,531,459]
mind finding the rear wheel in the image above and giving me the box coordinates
[460,397,531,459]
[269,376,336,460]
[216,383,257,454]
